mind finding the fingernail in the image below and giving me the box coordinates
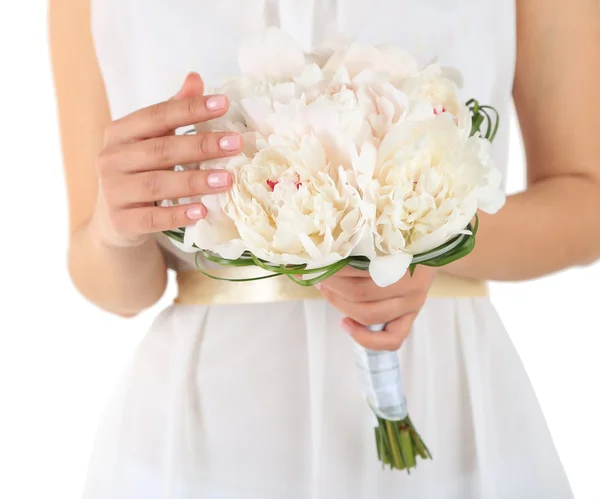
[186,206,205,219]
[206,95,228,111]
[315,283,322,290]
[207,171,231,188]
[219,134,242,151]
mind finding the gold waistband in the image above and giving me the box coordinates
[174,267,488,306]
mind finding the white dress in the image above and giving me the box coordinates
[85,1,574,498]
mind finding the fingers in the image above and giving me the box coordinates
[319,277,393,302]
[341,314,416,351]
[105,93,231,146]
[108,169,233,206]
[170,72,205,101]
[111,203,207,236]
[319,285,417,326]
[333,266,371,278]
[99,131,244,173]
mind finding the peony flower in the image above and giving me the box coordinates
[355,113,505,287]
[400,63,473,135]
[185,134,367,268]
[196,28,325,136]
[236,79,374,172]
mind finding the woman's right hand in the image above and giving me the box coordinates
[89,72,243,248]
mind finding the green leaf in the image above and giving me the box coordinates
[471,213,480,236]
[348,259,370,271]
[471,114,484,137]
[163,230,184,244]
[193,265,280,283]
[286,258,350,286]
[480,105,500,142]
[201,251,258,267]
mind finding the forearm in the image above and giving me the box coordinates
[68,219,168,316]
[446,174,600,282]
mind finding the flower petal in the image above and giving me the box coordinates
[351,140,377,177]
[368,254,413,287]
[374,45,419,80]
[240,96,273,135]
[350,226,376,259]
[213,240,247,260]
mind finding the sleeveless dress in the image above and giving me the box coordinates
[85,1,574,498]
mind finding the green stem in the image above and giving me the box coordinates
[385,420,406,471]
[399,426,416,469]
[377,419,396,468]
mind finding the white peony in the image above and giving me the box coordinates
[235,78,378,173]
[186,134,367,268]
[401,64,464,116]
[355,113,505,287]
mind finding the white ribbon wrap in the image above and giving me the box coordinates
[354,324,408,422]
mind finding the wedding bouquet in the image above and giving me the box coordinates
[163,27,505,471]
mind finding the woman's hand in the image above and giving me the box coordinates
[90,72,243,248]
[319,266,437,351]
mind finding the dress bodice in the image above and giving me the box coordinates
[91,0,517,270]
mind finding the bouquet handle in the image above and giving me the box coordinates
[352,323,431,471]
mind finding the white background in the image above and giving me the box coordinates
[0,2,599,499]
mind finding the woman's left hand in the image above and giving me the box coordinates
[318,266,437,351]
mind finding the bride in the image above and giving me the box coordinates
[49,0,599,498]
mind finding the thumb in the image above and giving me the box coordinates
[171,71,205,100]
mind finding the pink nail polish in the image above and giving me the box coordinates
[206,95,227,111]
[186,206,205,219]
[207,172,230,188]
[219,135,242,151]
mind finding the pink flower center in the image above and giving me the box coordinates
[266,176,302,192]
[266,179,280,191]
[433,105,446,115]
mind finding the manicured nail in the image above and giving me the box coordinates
[340,319,352,334]
[315,283,322,290]
[219,134,242,151]
[206,95,228,111]
[207,171,231,188]
[186,206,205,219]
